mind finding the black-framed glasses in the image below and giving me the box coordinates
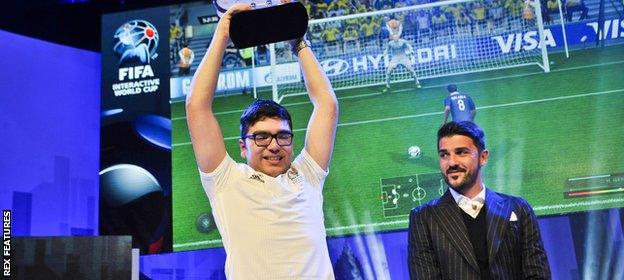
[243,132,293,147]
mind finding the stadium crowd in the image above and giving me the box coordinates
[171,0,591,72]
[303,0,589,48]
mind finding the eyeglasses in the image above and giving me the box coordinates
[243,132,293,147]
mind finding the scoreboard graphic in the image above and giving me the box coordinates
[565,173,624,198]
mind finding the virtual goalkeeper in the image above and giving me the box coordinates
[382,20,421,93]
[185,3,339,279]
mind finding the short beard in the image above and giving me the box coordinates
[442,164,481,194]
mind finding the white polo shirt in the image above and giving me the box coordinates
[200,149,334,280]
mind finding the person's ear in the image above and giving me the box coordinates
[479,149,489,166]
[239,139,247,159]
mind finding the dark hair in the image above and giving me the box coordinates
[437,121,486,151]
[447,84,458,93]
[240,99,292,139]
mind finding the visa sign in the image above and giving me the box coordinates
[492,30,556,53]
[491,17,624,53]
[585,18,624,41]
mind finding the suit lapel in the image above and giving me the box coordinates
[485,189,512,265]
[431,190,480,272]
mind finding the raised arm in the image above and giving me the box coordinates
[186,4,251,173]
[294,40,339,171]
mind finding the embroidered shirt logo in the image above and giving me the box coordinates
[287,168,299,180]
[249,174,265,183]
[287,167,304,185]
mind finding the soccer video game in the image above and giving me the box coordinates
[100,0,624,253]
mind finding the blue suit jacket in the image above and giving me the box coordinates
[408,188,551,280]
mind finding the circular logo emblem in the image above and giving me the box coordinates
[320,59,349,77]
[113,20,159,65]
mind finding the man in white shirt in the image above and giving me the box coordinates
[408,121,550,279]
[186,4,338,279]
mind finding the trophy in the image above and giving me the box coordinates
[214,0,309,48]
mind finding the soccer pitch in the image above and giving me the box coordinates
[172,44,624,251]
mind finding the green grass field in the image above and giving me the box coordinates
[172,44,624,251]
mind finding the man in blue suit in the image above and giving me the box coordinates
[408,121,550,279]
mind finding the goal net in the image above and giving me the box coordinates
[270,0,550,102]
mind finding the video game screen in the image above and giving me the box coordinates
[100,1,624,253]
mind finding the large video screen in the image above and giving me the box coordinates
[101,1,624,253]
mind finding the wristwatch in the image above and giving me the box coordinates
[292,38,310,56]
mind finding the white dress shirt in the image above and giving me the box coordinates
[449,185,486,218]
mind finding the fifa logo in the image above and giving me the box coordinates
[112,20,159,66]
[110,19,161,95]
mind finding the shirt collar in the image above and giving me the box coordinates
[448,184,486,205]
